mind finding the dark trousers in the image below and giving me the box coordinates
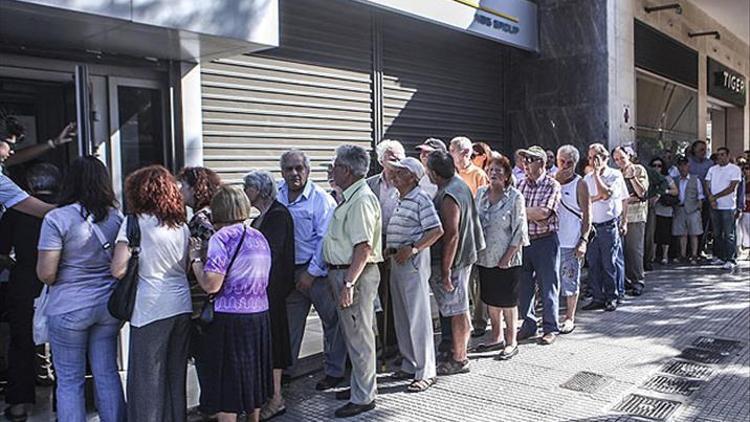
[711,209,737,263]
[127,313,191,422]
[5,271,43,404]
[376,262,398,352]
[587,221,620,303]
[518,233,561,335]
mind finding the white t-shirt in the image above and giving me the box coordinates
[0,173,28,209]
[584,167,629,223]
[116,214,191,328]
[705,163,742,210]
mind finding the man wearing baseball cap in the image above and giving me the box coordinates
[516,145,562,345]
[384,157,444,392]
[416,138,447,198]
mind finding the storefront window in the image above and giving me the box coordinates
[635,71,698,162]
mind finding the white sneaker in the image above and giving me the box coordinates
[660,258,669,265]
[709,258,725,266]
[722,262,735,271]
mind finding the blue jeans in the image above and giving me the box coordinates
[711,209,737,263]
[518,233,561,335]
[587,221,620,303]
[615,231,625,297]
[286,269,347,378]
[48,303,125,422]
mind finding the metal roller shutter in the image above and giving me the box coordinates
[201,0,373,184]
[381,12,505,153]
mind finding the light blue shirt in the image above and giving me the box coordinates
[1,172,29,209]
[277,180,336,278]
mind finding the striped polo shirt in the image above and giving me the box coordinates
[386,186,442,248]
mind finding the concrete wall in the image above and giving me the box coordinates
[505,0,609,153]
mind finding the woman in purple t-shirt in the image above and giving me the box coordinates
[189,185,273,422]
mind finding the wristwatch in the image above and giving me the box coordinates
[411,245,419,256]
[344,280,355,289]
[190,257,202,265]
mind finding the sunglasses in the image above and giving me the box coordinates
[524,156,541,164]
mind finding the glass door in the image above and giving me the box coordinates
[108,77,169,203]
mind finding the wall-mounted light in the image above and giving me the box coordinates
[644,3,682,14]
[688,30,721,40]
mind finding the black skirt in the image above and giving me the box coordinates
[198,312,273,414]
[478,265,522,308]
[655,215,673,247]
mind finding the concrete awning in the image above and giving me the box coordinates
[0,0,279,62]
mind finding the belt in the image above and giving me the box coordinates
[593,218,617,228]
[295,260,311,269]
[328,263,375,271]
[529,232,553,242]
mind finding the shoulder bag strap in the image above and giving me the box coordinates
[210,223,247,300]
[81,205,113,259]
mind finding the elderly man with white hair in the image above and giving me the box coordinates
[324,144,382,418]
[449,136,488,196]
[554,145,592,334]
[385,157,444,392]
[366,139,405,357]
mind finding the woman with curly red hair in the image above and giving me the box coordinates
[111,165,191,422]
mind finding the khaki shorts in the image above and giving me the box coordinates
[429,265,471,317]
[672,206,703,236]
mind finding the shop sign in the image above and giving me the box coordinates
[708,58,746,107]
[353,0,538,52]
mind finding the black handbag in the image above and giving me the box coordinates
[658,193,680,207]
[107,215,141,321]
[196,224,246,328]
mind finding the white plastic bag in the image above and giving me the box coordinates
[33,285,50,345]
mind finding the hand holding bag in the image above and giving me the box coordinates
[107,215,141,321]
[196,224,246,328]
[32,285,50,345]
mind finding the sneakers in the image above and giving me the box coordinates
[660,258,668,265]
[709,257,725,266]
[722,261,736,271]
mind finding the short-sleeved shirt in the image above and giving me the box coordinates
[584,167,629,223]
[457,164,488,196]
[518,173,561,237]
[624,164,649,223]
[117,214,191,328]
[0,173,28,209]
[204,223,271,314]
[323,178,383,266]
[475,186,529,268]
[705,163,742,210]
[38,204,123,316]
[386,186,441,249]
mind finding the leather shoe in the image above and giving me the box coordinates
[539,332,556,345]
[604,301,617,312]
[631,284,643,296]
[516,329,537,341]
[581,301,605,311]
[334,401,375,418]
[316,375,345,391]
[471,326,487,338]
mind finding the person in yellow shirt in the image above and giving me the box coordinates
[323,144,382,418]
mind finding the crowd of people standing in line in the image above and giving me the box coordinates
[1,116,750,421]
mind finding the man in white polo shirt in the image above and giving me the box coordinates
[581,143,629,312]
[704,147,742,270]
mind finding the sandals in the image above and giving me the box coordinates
[259,398,286,421]
[559,319,576,334]
[406,377,436,393]
[495,344,518,361]
[470,342,505,353]
[437,358,471,376]
[389,370,415,380]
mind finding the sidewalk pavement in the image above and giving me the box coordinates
[278,260,750,421]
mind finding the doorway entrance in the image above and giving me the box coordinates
[0,54,171,203]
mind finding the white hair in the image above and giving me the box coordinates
[335,144,370,178]
[557,144,580,164]
[588,142,609,158]
[450,136,473,153]
[243,170,278,201]
[375,139,405,164]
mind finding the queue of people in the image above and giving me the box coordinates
[1,121,748,421]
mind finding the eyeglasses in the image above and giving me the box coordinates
[524,156,541,164]
[652,164,663,168]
